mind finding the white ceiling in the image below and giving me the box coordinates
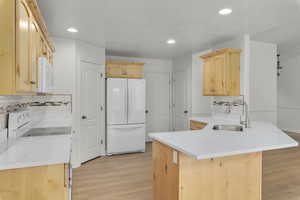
[37,0,300,59]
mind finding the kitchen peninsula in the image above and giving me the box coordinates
[150,120,298,200]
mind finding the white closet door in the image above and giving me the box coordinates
[80,61,105,162]
[107,78,128,125]
[173,71,189,131]
[145,72,171,140]
[128,79,145,124]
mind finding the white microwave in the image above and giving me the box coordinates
[38,57,53,93]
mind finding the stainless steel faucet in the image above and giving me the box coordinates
[240,101,250,128]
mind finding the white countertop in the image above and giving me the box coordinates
[149,119,298,160]
[0,135,72,170]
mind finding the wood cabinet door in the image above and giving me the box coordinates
[16,0,32,93]
[203,58,216,95]
[202,49,241,96]
[0,164,68,200]
[213,54,227,95]
[106,63,124,78]
[29,19,39,92]
[153,141,179,200]
[126,64,144,78]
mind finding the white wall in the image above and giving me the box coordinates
[249,41,277,124]
[52,38,76,94]
[106,56,172,73]
[210,37,278,124]
[278,47,300,132]
[191,50,212,115]
[51,37,106,167]
[73,41,105,167]
[172,35,278,126]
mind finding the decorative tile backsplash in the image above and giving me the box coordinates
[211,96,245,121]
[0,95,72,130]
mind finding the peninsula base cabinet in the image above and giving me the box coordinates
[0,164,71,200]
[153,141,262,200]
[190,120,207,130]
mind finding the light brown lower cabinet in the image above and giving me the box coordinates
[0,164,70,200]
[190,120,207,130]
[153,141,262,200]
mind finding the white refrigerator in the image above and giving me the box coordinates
[106,78,146,155]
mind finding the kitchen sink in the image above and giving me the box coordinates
[212,125,243,132]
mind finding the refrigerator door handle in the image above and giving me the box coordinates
[110,124,144,129]
[125,79,128,124]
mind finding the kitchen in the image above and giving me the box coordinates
[0,0,300,200]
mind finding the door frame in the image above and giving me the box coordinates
[144,71,173,135]
[78,60,106,163]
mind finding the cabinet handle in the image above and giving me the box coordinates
[17,64,20,76]
[30,81,36,85]
[64,164,68,188]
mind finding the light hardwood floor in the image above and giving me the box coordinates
[73,133,300,200]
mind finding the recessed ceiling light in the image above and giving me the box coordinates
[167,39,176,44]
[219,8,232,15]
[67,27,78,33]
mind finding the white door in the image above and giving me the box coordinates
[80,61,105,163]
[107,78,127,125]
[173,71,189,131]
[145,72,171,140]
[128,79,145,124]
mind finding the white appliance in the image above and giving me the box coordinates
[106,78,146,155]
[38,57,53,93]
[0,129,8,153]
[7,109,32,147]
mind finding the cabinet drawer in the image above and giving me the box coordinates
[190,120,207,130]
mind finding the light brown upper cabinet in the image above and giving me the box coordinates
[0,0,54,95]
[16,0,32,93]
[201,48,241,96]
[106,61,144,79]
[29,19,39,92]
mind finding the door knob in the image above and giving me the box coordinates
[145,110,149,114]
[184,110,188,114]
[82,115,87,119]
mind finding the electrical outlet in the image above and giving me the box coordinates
[172,150,178,164]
